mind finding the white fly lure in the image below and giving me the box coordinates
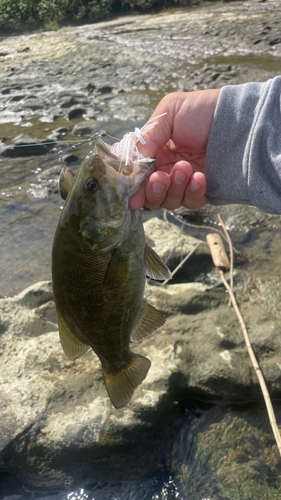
[110,112,167,177]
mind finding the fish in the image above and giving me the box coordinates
[52,137,171,409]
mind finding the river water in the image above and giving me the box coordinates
[1,0,281,298]
[2,1,281,498]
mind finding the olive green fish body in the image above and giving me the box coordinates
[52,138,171,408]
[52,209,146,373]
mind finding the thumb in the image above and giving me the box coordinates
[137,97,174,158]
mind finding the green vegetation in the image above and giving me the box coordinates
[0,0,199,34]
[178,410,281,500]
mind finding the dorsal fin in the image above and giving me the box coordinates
[57,309,89,360]
[131,301,166,342]
[144,243,172,280]
[59,167,75,200]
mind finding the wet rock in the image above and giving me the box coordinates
[174,405,281,500]
[10,94,25,102]
[72,119,99,137]
[36,165,62,195]
[47,126,71,141]
[18,46,30,53]
[0,134,53,157]
[60,96,83,108]
[85,83,96,93]
[68,106,86,120]
[97,85,113,94]
[64,153,79,164]
[175,204,281,235]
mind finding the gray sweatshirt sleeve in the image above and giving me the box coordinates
[205,76,281,214]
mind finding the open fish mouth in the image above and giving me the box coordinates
[96,135,155,178]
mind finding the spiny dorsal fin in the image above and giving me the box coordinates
[144,243,172,281]
[57,310,89,360]
[131,302,165,342]
[59,167,75,200]
[145,234,157,248]
[103,354,151,408]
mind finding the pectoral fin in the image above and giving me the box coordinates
[145,234,157,248]
[131,301,166,342]
[144,243,172,280]
[103,248,128,286]
[103,354,151,408]
[57,310,89,360]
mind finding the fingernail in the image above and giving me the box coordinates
[189,178,201,192]
[152,181,166,194]
[174,170,187,185]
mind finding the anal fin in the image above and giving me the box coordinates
[103,354,151,409]
[131,302,165,342]
[144,243,172,281]
[57,310,89,360]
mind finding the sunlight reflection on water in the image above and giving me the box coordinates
[67,489,89,500]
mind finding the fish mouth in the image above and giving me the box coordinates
[95,137,155,197]
[95,138,125,174]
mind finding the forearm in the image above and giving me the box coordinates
[205,76,281,214]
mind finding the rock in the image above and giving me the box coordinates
[68,107,86,120]
[144,218,204,263]
[0,281,181,489]
[35,165,62,196]
[10,94,25,102]
[173,405,281,499]
[60,96,83,108]
[72,119,99,137]
[143,217,213,282]
[1,213,281,490]
[64,153,79,164]
[97,85,113,94]
[16,280,54,309]
[0,134,53,157]
[47,126,71,141]
[175,204,281,234]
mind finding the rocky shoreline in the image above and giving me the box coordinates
[1,218,281,498]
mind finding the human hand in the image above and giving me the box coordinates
[129,89,220,211]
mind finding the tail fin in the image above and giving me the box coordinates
[103,354,151,409]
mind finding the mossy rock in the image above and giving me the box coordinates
[175,405,281,500]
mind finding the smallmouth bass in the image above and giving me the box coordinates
[52,137,171,408]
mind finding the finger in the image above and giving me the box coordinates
[182,171,208,209]
[137,94,178,158]
[129,183,146,210]
[159,161,193,211]
[144,170,171,210]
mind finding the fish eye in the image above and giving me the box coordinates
[85,178,99,193]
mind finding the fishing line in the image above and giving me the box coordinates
[0,132,120,151]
